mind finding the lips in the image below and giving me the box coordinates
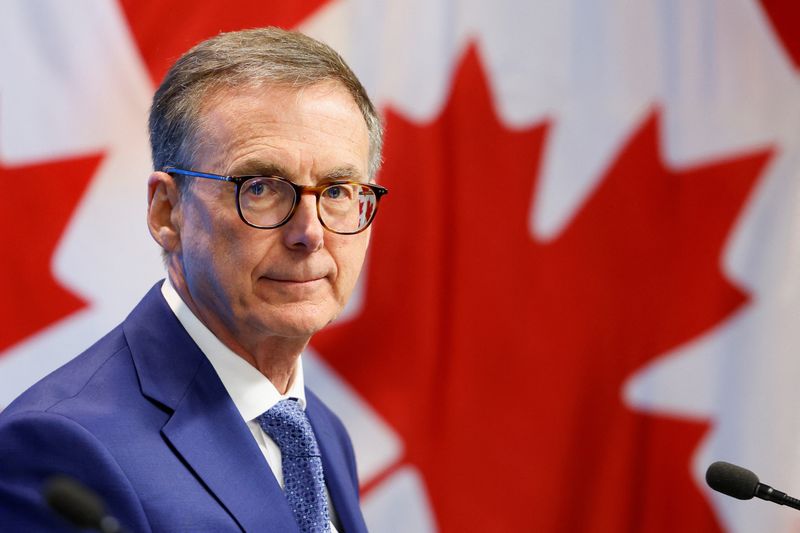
[260,264,332,286]
[268,277,324,284]
[262,273,328,284]
[259,276,327,297]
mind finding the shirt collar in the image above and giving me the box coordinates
[160,278,306,422]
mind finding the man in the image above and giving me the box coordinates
[0,27,387,532]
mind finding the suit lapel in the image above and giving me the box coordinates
[161,358,299,532]
[124,284,300,532]
[306,392,368,533]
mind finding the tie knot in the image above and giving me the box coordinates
[258,399,321,458]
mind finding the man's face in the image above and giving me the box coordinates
[166,82,372,353]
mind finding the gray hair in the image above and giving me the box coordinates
[148,27,383,185]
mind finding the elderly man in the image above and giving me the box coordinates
[0,27,386,532]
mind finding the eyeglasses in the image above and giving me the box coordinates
[164,167,388,235]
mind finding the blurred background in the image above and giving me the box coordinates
[2,1,800,531]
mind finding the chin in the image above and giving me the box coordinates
[259,304,337,338]
[268,321,329,339]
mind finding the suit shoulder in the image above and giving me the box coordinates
[1,324,130,416]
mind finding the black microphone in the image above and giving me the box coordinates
[44,476,128,533]
[706,461,800,511]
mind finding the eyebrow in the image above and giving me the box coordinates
[322,165,365,183]
[230,160,366,183]
[229,161,288,178]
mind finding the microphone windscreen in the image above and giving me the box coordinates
[706,461,760,500]
[44,476,105,528]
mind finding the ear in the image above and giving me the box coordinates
[147,171,182,254]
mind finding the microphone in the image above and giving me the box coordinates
[706,461,800,511]
[44,476,128,533]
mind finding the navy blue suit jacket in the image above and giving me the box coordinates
[0,283,368,532]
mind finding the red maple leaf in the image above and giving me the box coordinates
[118,0,330,85]
[759,0,800,72]
[0,154,102,353]
[312,46,772,531]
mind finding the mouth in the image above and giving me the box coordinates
[257,276,327,300]
[262,275,327,286]
[265,274,324,281]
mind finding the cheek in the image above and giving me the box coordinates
[212,230,267,286]
[332,238,370,296]
[181,203,253,282]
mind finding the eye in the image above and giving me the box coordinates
[324,185,343,199]
[323,183,355,201]
[243,178,282,198]
[247,181,266,196]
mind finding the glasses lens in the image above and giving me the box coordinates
[238,177,295,228]
[319,183,377,233]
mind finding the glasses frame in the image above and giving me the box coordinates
[163,167,388,235]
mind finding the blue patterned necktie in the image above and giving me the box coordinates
[258,399,331,533]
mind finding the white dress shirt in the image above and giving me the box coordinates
[160,279,340,531]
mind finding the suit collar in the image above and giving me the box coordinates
[123,282,205,411]
[122,283,301,532]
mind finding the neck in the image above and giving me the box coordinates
[167,271,308,395]
[246,337,308,394]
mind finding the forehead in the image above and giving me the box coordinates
[192,82,370,180]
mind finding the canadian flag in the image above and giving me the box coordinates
[2,1,800,532]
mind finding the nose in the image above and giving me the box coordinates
[281,193,324,252]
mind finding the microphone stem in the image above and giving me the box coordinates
[756,484,800,511]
